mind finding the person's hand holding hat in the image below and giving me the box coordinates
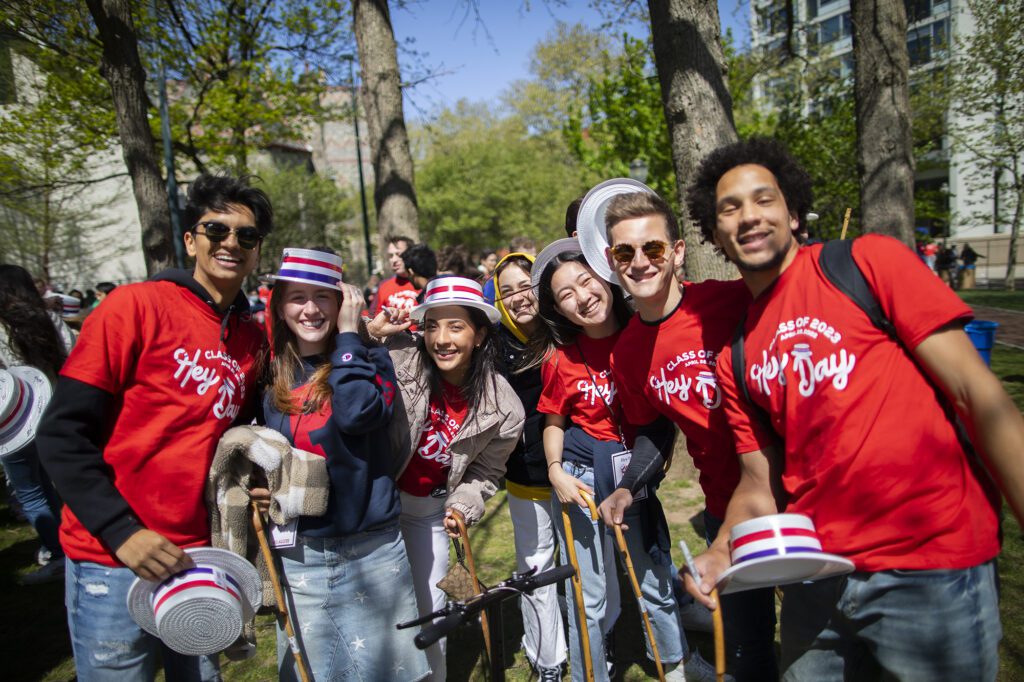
[115,529,195,582]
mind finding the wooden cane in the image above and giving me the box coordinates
[611,521,665,682]
[251,503,312,682]
[561,493,597,682]
[710,587,726,682]
[452,511,491,662]
[840,207,852,240]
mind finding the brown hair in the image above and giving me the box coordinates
[603,192,680,242]
[268,278,340,415]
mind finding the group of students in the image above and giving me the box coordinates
[12,136,1024,682]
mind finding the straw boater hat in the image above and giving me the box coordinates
[262,248,343,291]
[576,178,657,285]
[0,367,53,459]
[530,238,584,292]
[411,276,501,324]
[716,513,854,595]
[126,547,262,656]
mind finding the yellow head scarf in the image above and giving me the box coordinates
[493,252,536,343]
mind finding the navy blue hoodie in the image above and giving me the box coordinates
[263,332,402,537]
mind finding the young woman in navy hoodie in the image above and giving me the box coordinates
[261,248,429,682]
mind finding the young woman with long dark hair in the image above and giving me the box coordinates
[259,248,428,682]
[370,275,524,681]
[0,263,73,584]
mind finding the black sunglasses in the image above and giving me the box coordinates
[609,240,669,264]
[192,221,263,250]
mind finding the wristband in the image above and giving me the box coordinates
[547,461,563,469]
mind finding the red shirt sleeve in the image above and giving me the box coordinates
[536,350,569,417]
[853,234,973,349]
[717,339,776,455]
[61,286,145,394]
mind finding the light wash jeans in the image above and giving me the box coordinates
[399,492,450,682]
[508,488,567,670]
[780,560,1001,681]
[276,524,430,682]
[65,559,220,682]
[554,460,687,682]
[3,440,63,557]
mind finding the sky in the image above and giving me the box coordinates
[390,0,750,119]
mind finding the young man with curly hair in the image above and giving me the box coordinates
[685,138,1024,680]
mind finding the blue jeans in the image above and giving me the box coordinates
[277,524,430,682]
[3,441,63,557]
[704,511,778,681]
[65,559,220,681]
[554,460,686,682]
[780,561,1001,681]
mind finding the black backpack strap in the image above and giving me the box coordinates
[819,239,897,340]
[731,311,776,435]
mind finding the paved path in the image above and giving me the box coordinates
[971,305,1024,349]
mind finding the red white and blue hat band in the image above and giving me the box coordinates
[0,377,34,445]
[152,566,243,614]
[731,527,823,564]
[413,276,501,324]
[270,248,344,290]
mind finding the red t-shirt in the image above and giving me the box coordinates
[398,381,468,496]
[59,281,265,565]
[719,234,998,571]
[372,275,420,315]
[537,332,622,443]
[611,280,751,518]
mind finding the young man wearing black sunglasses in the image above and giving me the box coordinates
[594,189,777,681]
[38,174,273,680]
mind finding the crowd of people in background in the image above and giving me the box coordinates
[916,237,984,290]
[2,137,1023,682]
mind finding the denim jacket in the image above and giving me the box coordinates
[387,335,524,525]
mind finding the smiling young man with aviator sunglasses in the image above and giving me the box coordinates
[38,174,273,680]
[590,188,777,681]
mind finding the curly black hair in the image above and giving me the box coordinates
[686,138,814,252]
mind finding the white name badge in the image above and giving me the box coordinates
[270,519,298,549]
[611,449,647,502]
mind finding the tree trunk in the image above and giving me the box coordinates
[352,0,419,258]
[850,0,916,247]
[647,0,739,282]
[1005,179,1022,290]
[85,0,174,276]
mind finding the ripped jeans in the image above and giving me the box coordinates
[65,560,221,681]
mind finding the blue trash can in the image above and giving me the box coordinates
[965,320,999,366]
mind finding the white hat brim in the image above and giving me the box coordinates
[0,367,52,458]
[410,298,501,325]
[717,552,855,595]
[126,547,263,637]
[530,238,583,292]
[260,273,343,292]
[577,178,656,285]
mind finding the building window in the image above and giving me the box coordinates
[809,12,852,48]
[904,0,932,22]
[907,19,949,66]
[807,0,846,20]
[0,40,15,106]
[758,2,790,37]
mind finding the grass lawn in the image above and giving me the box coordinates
[960,289,1024,312]
[5,345,1024,680]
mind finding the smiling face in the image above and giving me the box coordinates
[423,305,487,385]
[495,263,538,329]
[713,164,801,291]
[607,213,685,319]
[278,281,340,356]
[387,241,410,277]
[184,204,261,308]
[549,260,617,337]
